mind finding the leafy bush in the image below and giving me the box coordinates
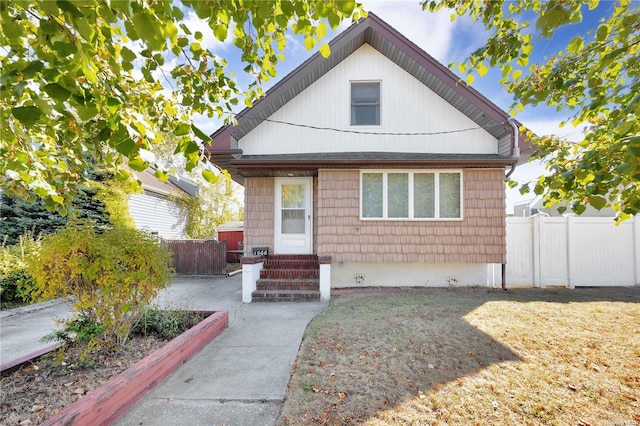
[27,221,174,348]
[42,314,108,357]
[0,233,42,306]
[132,308,207,340]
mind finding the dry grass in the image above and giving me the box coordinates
[279,287,640,425]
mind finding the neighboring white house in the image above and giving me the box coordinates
[128,169,198,239]
[513,195,616,217]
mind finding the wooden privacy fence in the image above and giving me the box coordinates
[162,240,227,275]
[506,215,640,288]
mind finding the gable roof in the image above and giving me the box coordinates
[207,13,525,183]
[135,168,198,198]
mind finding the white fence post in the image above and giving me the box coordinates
[566,215,575,289]
[532,214,542,288]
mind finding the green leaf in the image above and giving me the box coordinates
[44,83,72,101]
[131,13,164,50]
[12,106,42,126]
[166,21,178,45]
[191,124,210,142]
[318,43,330,58]
[337,1,355,15]
[596,24,609,42]
[616,120,634,136]
[327,11,340,29]
[174,123,191,136]
[202,169,220,184]
[121,46,136,62]
[128,157,148,172]
[115,168,131,181]
[572,203,587,215]
[616,163,631,174]
[589,196,607,210]
[626,145,640,157]
[76,104,98,121]
[214,24,228,41]
[22,61,44,78]
[117,138,136,156]
[50,195,65,205]
[155,169,169,182]
[567,36,584,54]
[75,17,95,41]
[57,0,83,18]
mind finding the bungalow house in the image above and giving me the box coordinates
[129,168,198,239]
[207,13,528,302]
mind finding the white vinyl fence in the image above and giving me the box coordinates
[506,215,640,288]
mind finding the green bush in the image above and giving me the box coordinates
[0,233,42,306]
[27,221,174,348]
[42,314,108,356]
[132,308,206,340]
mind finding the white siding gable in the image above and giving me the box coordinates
[129,193,188,239]
[240,44,498,156]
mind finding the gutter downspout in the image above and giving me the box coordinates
[505,117,520,179]
[503,117,521,290]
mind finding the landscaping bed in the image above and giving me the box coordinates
[279,286,640,425]
[1,310,227,425]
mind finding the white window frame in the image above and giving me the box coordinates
[359,169,464,221]
[350,80,381,126]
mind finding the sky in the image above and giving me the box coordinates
[183,1,615,212]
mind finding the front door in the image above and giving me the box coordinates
[274,177,312,254]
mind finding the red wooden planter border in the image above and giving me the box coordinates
[40,310,228,426]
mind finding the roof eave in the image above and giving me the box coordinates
[231,157,514,170]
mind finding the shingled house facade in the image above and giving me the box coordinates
[208,14,527,302]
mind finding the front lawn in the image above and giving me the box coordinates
[279,287,640,425]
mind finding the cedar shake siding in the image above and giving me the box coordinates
[243,177,275,255]
[316,169,506,264]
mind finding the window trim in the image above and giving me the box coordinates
[350,80,381,126]
[359,169,464,221]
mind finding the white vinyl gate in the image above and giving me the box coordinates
[506,215,640,288]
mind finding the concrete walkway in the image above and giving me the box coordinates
[1,298,73,369]
[1,275,328,425]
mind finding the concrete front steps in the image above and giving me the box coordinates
[252,255,320,302]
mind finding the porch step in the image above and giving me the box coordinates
[256,278,319,291]
[259,268,319,279]
[252,254,321,303]
[262,259,319,270]
[251,289,320,303]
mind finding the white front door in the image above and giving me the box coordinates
[274,177,312,254]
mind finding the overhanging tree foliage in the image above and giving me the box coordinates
[1,1,364,212]
[424,0,640,220]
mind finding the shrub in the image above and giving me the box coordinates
[132,308,207,340]
[0,233,42,306]
[27,221,174,348]
[42,314,108,357]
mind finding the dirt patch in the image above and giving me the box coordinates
[0,312,208,425]
[279,286,640,425]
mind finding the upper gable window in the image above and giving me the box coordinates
[351,82,380,126]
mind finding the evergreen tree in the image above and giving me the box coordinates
[1,184,111,245]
